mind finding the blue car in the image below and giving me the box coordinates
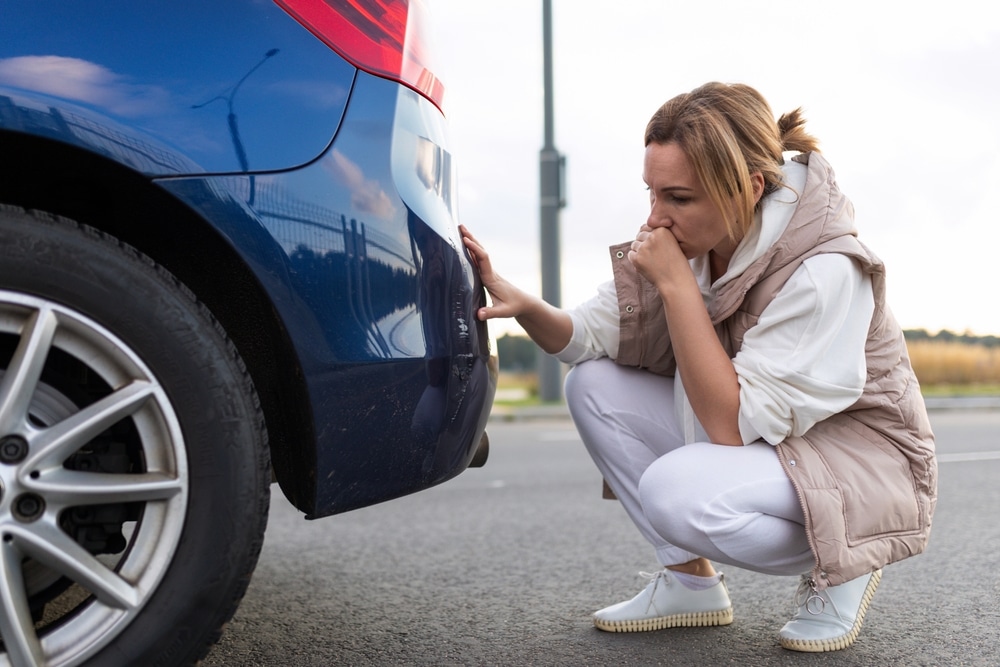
[0,1,496,664]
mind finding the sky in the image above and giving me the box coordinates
[428,0,1000,338]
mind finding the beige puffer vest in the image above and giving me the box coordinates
[611,153,937,589]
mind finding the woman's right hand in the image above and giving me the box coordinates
[459,224,575,354]
[459,224,524,321]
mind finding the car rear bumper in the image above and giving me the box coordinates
[158,72,497,517]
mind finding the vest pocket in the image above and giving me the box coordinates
[805,418,923,542]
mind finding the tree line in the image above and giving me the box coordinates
[903,329,1000,348]
[497,329,1000,372]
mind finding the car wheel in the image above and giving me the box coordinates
[0,205,270,666]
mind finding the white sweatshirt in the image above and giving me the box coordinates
[554,157,875,446]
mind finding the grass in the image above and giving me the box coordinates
[494,372,541,405]
[906,340,1000,388]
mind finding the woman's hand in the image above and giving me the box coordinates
[459,224,526,321]
[459,224,574,354]
[627,225,697,298]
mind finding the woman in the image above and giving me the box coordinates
[460,82,936,652]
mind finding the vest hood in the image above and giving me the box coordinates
[709,153,870,324]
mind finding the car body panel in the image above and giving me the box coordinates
[0,0,353,174]
[158,74,495,516]
[0,2,497,519]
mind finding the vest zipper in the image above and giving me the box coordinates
[776,446,826,588]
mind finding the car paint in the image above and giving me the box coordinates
[0,1,497,518]
[0,0,352,174]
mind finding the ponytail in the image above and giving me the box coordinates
[778,108,821,154]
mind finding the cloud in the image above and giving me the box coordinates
[269,79,350,110]
[326,149,397,219]
[0,55,169,116]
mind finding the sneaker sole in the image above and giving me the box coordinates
[779,569,882,653]
[593,607,734,633]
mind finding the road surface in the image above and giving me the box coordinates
[205,407,1000,666]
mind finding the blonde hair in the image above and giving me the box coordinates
[644,82,820,240]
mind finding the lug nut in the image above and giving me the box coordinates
[14,493,45,522]
[0,435,29,464]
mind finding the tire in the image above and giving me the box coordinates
[0,205,271,667]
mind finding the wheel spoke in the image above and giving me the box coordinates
[0,305,57,434]
[24,380,155,471]
[0,537,45,666]
[8,522,140,610]
[32,470,183,505]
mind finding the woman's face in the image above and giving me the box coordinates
[642,141,738,261]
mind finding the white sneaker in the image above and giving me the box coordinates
[779,569,881,652]
[593,570,733,633]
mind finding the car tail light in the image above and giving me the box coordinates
[275,0,445,112]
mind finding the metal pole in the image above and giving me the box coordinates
[539,0,564,402]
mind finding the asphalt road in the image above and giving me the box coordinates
[204,408,1000,666]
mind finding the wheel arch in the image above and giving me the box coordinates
[0,130,317,512]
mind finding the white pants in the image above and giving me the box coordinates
[565,358,815,576]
